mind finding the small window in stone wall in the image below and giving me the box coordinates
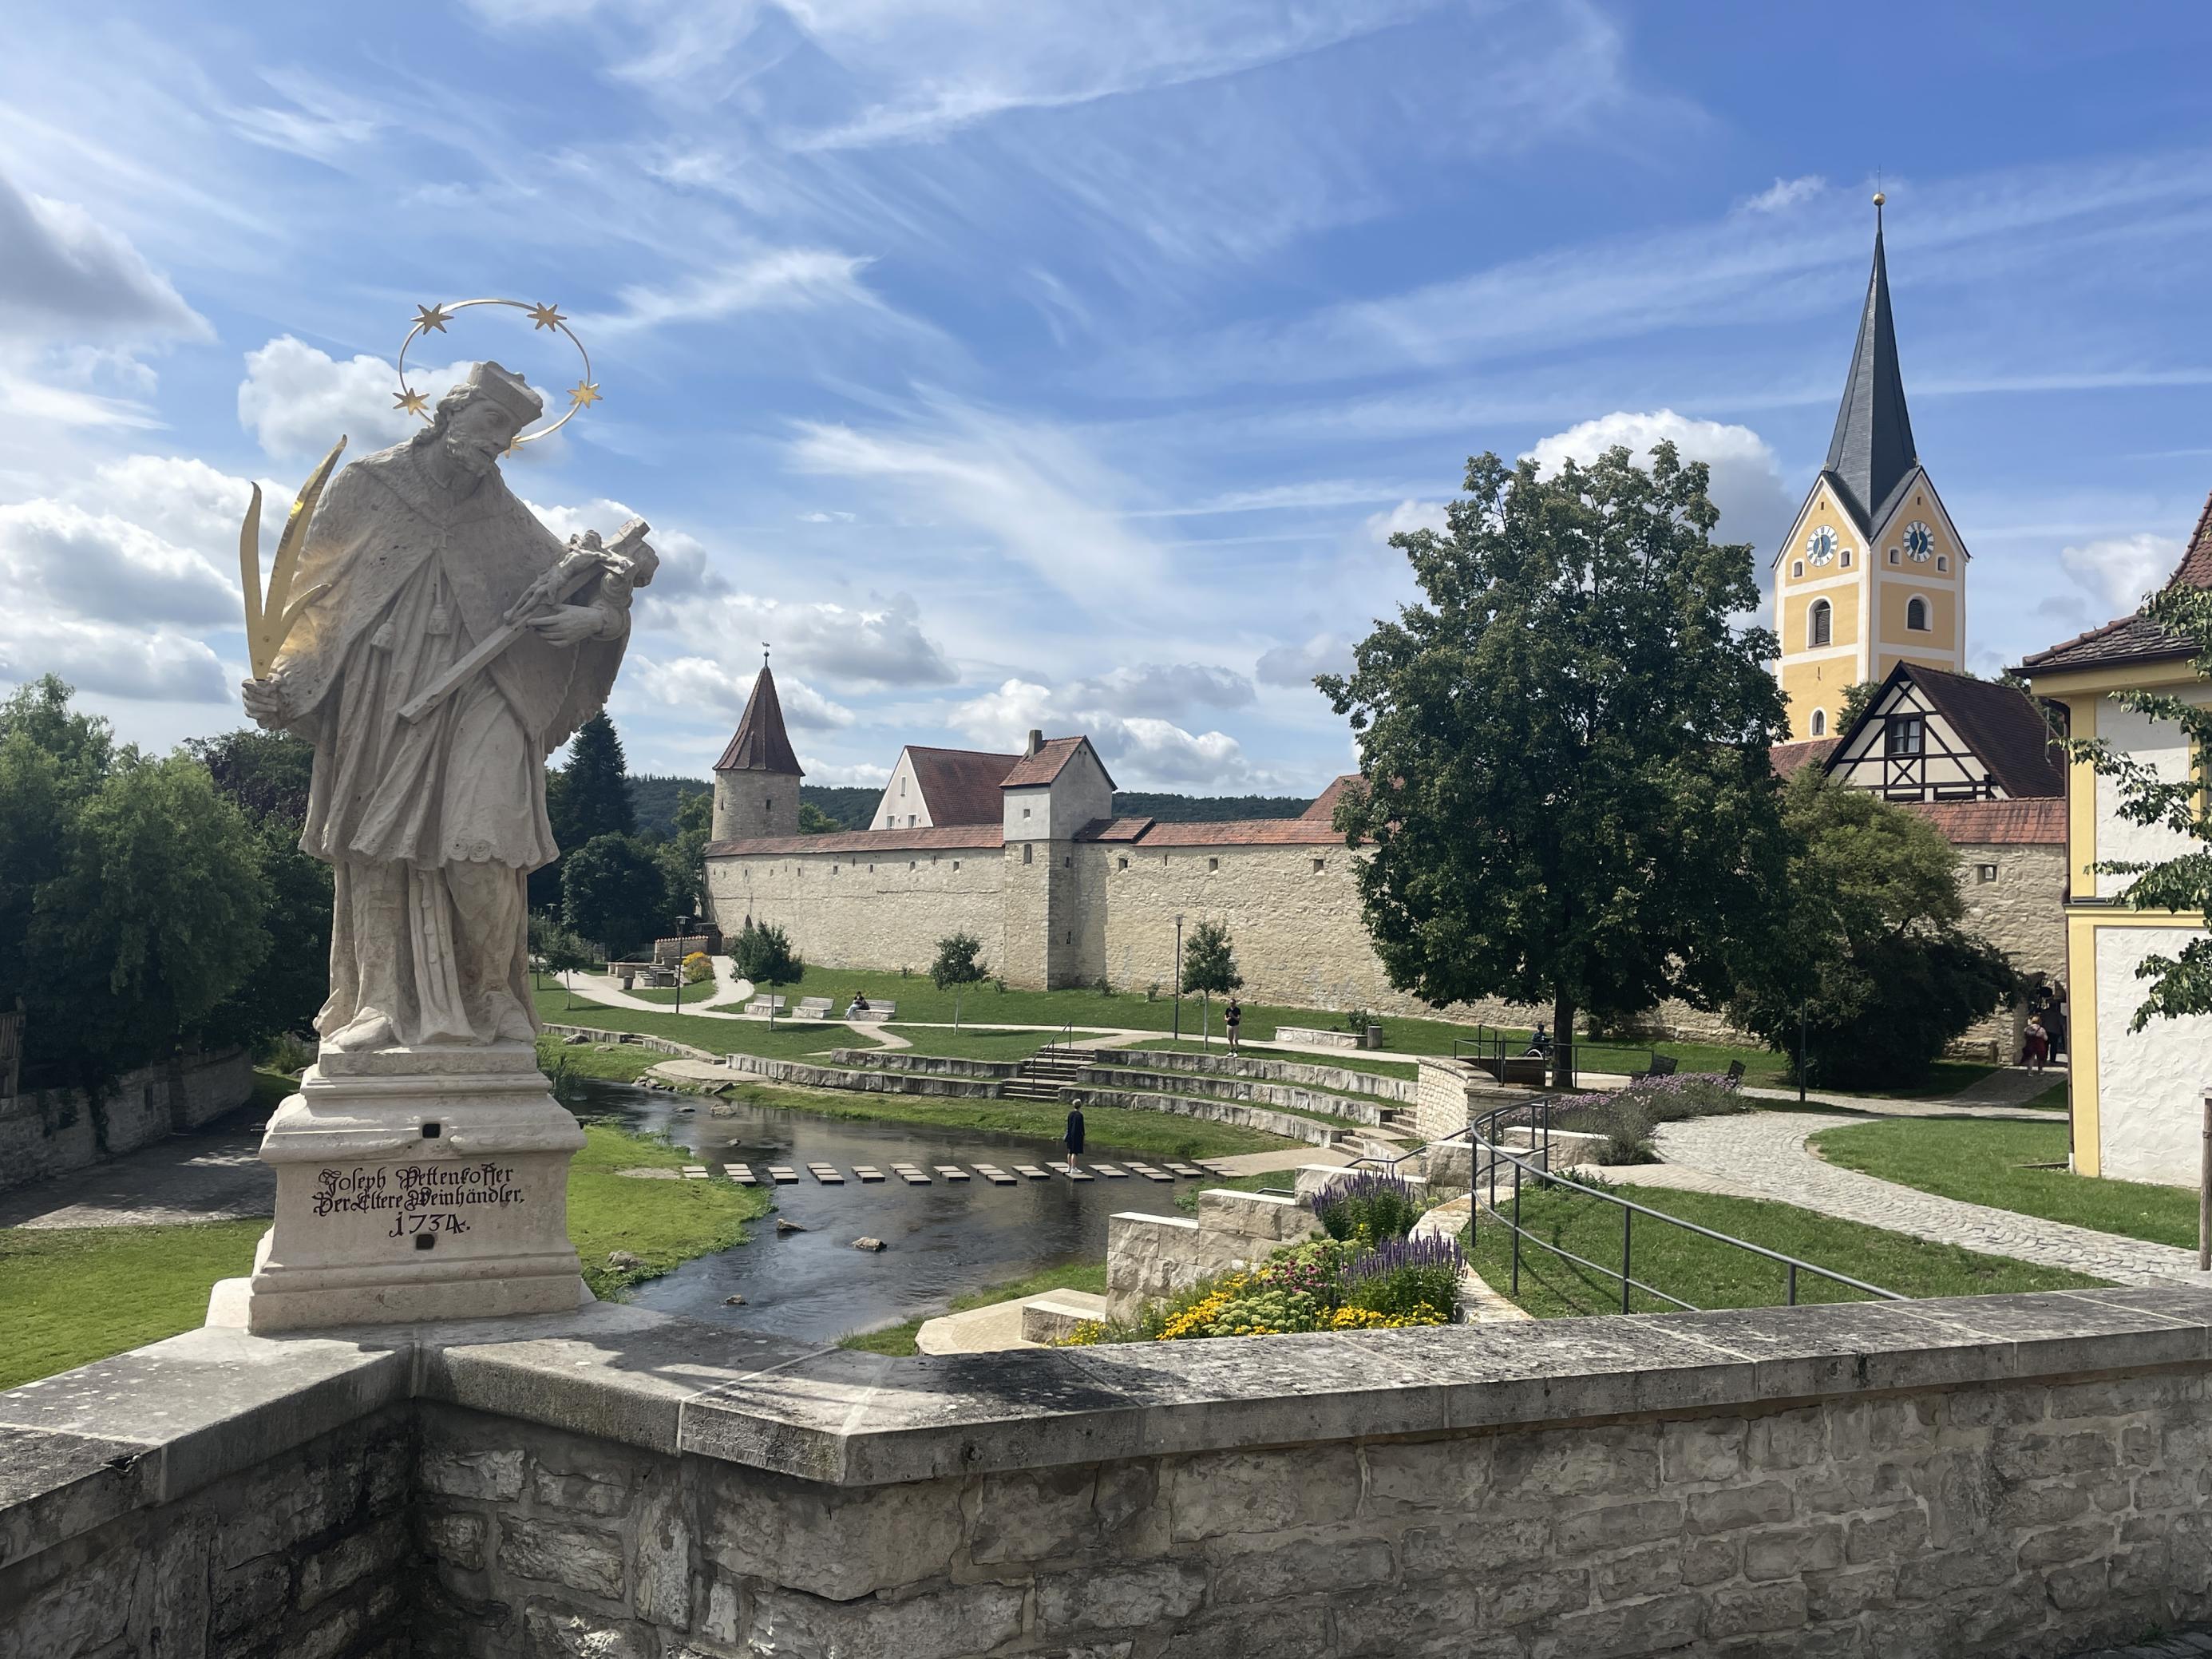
[1208,857,1219,872]
[909,860,916,869]
[833,864,840,874]
[952,860,960,871]
[1064,855,1072,867]
[1977,863,1999,883]
[1313,857,1325,872]
[1023,844,1033,865]
[1119,856,1129,870]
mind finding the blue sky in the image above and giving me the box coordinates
[6,2,2212,795]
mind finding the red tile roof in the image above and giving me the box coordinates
[1078,817,1156,842]
[704,824,1003,858]
[1897,798,2064,846]
[1124,818,1343,848]
[1771,738,1838,779]
[1903,665,2065,798]
[903,746,1019,826]
[1300,774,1362,822]
[1002,735,1113,790]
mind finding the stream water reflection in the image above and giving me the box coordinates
[569,1078,1203,1341]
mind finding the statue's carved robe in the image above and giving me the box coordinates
[272,438,630,1047]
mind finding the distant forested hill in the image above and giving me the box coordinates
[629,777,1316,835]
[1113,792,1312,822]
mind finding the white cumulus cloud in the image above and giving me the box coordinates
[0,168,209,344]
[1740,174,1826,215]
[238,337,524,459]
[1525,409,1795,556]
[655,591,957,690]
[1255,632,1352,688]
[952,676,1252,790]
[639,657,857,731]
[2061,533,2181,615]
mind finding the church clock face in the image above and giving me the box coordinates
[1806,525,1838,567]
[1904,521,1934,561]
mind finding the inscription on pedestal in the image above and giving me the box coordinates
[312,1162,528,1241]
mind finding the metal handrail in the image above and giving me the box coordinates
[1336,1090,1903,1313]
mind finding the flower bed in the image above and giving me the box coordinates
[1064,1233,1463,1343]
[1549,1072,1747,1164]
[1311,1168,1423,1244]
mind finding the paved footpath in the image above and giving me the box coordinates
[1652,1111,2207,1287]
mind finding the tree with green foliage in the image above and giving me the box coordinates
[928,931,988,1029]
[657,787,713,915]
[1320,444,1791,1086]
[797,801,839,834]
[731,920,801,1026]
[1836,679,1882,731]
[535,712,636,913]
[1727,770,2019,1087]
[529,914,599,1009]
[187,727,331,1047]
[2066,580,2212,1027]
[1181,920,1241,1045]
[561,833,669,960]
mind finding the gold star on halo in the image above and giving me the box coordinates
[414,303,453,334]
[526,301,567,331]
[567,380,603,410]
[392,386,429,416]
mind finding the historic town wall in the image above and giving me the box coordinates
[1956,840,2068,1058]
[0,1047,252,1196]
[12,1291,2212,1657]
[703,845,1003,980]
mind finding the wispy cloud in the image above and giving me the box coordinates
[577,249,890,335]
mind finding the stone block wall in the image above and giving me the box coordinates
[1,1404,412,1659]
[15,1290,2212,1657]
[1106,1190,1322,1320]
[703,843,1004,980]
[0,1047,251,1196]
[1110,1047,1417,1104]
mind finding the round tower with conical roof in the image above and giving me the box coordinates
[711,654,805,841]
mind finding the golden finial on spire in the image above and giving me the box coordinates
[1872,191,1885,207]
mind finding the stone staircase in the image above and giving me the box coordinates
[1000,1047,1101,1102]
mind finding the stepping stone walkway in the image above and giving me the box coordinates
[1091,1164,1127,1178]
[973,1166,1019,1186]
[891,1164,930,1185]
[1653,1113,2208,1287]
[807,1164,845,1185]
[681,1166,710,1180]
[767,1168,798,1184]
[1164,1162,1204,1178]
[723,1164,756,1184]
[854,1166,885,1182]
[1014,1164,1051,1180]
[1126,1164,1173,1183]
[936,1166,971,1182]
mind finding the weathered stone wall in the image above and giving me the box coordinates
[0,1403,411,1659]
[1956,840,2067,1057]
[14,1292,2212,1657]
[1106,1190,1321,1319]
[703,843,1003,978]
[0,1047,251,1196]
[1111,1047,1417,1104]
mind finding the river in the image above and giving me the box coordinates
[568,1078,1209,1341]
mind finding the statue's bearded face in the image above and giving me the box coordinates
[442,397,521,476]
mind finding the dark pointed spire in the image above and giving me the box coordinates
[714,659,804,776]
[1822,193,1919,529]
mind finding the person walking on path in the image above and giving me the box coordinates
[1062,1104,1086,1176]
[1225,996,1242,1055]
[2023,1015,2051,1074]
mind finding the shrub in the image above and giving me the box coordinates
[1067,1233,1462,1343]
[1312,1170,1424,1244]
[682,951,713,984]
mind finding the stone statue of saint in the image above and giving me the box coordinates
[241,362,655,1052]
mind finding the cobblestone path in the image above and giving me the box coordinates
[2064,1630,2212,1658]
[1652,1112,2207,1287]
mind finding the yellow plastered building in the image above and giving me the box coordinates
[1773,212,1969,742]
[2021,503,2212,1184]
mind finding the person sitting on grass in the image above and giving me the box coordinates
[1063,1103,1086,1175]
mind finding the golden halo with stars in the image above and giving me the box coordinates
[392,297,599,446]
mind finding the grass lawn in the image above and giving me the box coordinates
[1117,1039,1419,1084]
[247,1067,298,1113]
[1812,1119,2193,1249]
[569,1122,772,1299]
[534,989,880,1060]
[0,1120,767,1390]
[0,1221,267,1390]
[1465,1179,2100,1318]
[2019,1078,2070,1111]
[884,1026,1111,1062]
[705,1079,1297,1159]
[838,1261,1107,1356]
[1175,1169,1301,1212]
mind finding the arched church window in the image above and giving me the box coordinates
[1809,600,1832,648]
[1906,597,1929,632]
[1810,709,1826,737]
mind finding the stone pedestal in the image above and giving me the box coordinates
[209,1045,588,1332]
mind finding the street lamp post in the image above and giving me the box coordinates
[1173,914,1185,1041]
[674,912,697,1015]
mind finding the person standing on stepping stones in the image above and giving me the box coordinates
[1063,1103,1086,1175]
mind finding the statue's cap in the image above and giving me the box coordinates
[465,361,543,427]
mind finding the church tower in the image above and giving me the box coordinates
[1774,196,1969,741]
[710,656,804,841]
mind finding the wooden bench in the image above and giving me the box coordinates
[845,1000,895,1023]
[1721,1059,1745,1091]
[1632,1053,1679,1082]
